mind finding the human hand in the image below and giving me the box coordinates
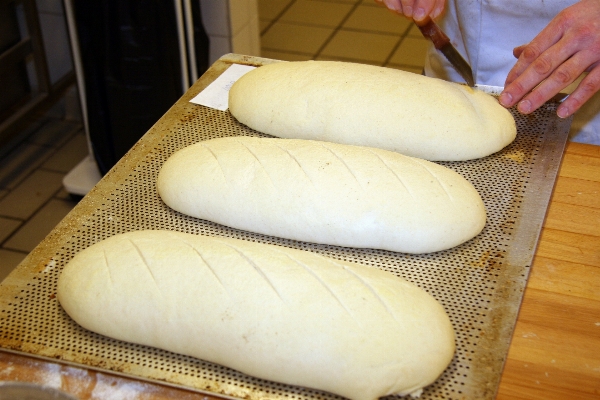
[374,0,446,22]
[499,0,600,118]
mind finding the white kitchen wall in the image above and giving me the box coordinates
[200,0,261,64]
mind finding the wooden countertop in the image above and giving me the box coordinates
[496,141,600,400]
[1,141,598,399]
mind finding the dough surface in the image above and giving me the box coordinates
[228,60,517,161]
[57,230,456,400]
[157,136,486,254]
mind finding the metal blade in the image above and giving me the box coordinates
[415,17,475,87]
[439,44,475,87]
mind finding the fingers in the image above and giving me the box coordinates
[430,0,446,19]
[558,64,600,118]
[512,44,526,59]
[500,36,583,113]
[503,20,566,89]
[500,0,600,116]
[413,0,446,21]
[374,0,403,13]
[400,0,417,18]
[501,39,600,116]
[374,0,445,21]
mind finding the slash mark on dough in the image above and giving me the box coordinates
[128,239,162,292]
[236,140,277,187]
[277,250,360,325]
[367,149,415,199]
[411,158,454,202]
[200,143,231,188]
[102,250,115,286]
[222,242,285,302]
[274,143,315,186]
[340,264,399,323]
[320,143,363,189]
[183,241,230,295]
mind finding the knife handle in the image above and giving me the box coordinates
[415,17,450,50]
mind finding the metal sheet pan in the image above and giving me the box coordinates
[0,54,573,400]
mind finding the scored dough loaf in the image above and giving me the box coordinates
[157,136,486,254]
[228,60,517,161]
[57,230,456,400]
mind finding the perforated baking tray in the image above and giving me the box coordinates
[0,54,572,399]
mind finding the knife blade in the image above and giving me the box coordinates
[415,17,475,87]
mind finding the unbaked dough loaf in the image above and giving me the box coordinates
[228,60,516,161]
[157,136,486,254]
[57,230,455,400]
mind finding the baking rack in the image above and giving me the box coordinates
[0,54,572,399]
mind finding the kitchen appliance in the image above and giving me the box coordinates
[62,0,209,196]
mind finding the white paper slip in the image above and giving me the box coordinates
[190,64,256,111]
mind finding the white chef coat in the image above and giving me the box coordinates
[423,0,600,145]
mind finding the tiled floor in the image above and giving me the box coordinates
[258,0,428,72]
[0,109,87,281]
[0,0,428,282]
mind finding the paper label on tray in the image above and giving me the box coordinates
[190,64,256,111]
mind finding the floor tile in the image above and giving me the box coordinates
[0,170,65,220]
[260,19,271,33]
[314,54,382,65]
[260,49,315,61]
[262,22,334,55]
[343,3,411,34]
[41,131,88,173]
[280,0,354,28]
[258,0,294,21]
[0,143,54,190]
[26,118,81,148]
[320,29,399,64]
[388,36,429,66]
[0,217,21,244]
[3,198,77,253]
[0,249,27,283]
[54,188,76,201]
[20,115,47,136]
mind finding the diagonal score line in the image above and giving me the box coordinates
[274,249,360,325]
[235,139,277,188]
[102,250,115,286]
[220,242,285,302]
[319,143,364,190]
[339,264,400,324]
[304,252,401,324]
[367,149,416,200]
[128,239,163,294]
[410,158,455,203]
[273,143,315,187]
[199,143,231,188]
[181,240,230,295]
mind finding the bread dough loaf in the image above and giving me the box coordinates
[157,136,486,254]
[228,60,516,161]
[57,230,455,400]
